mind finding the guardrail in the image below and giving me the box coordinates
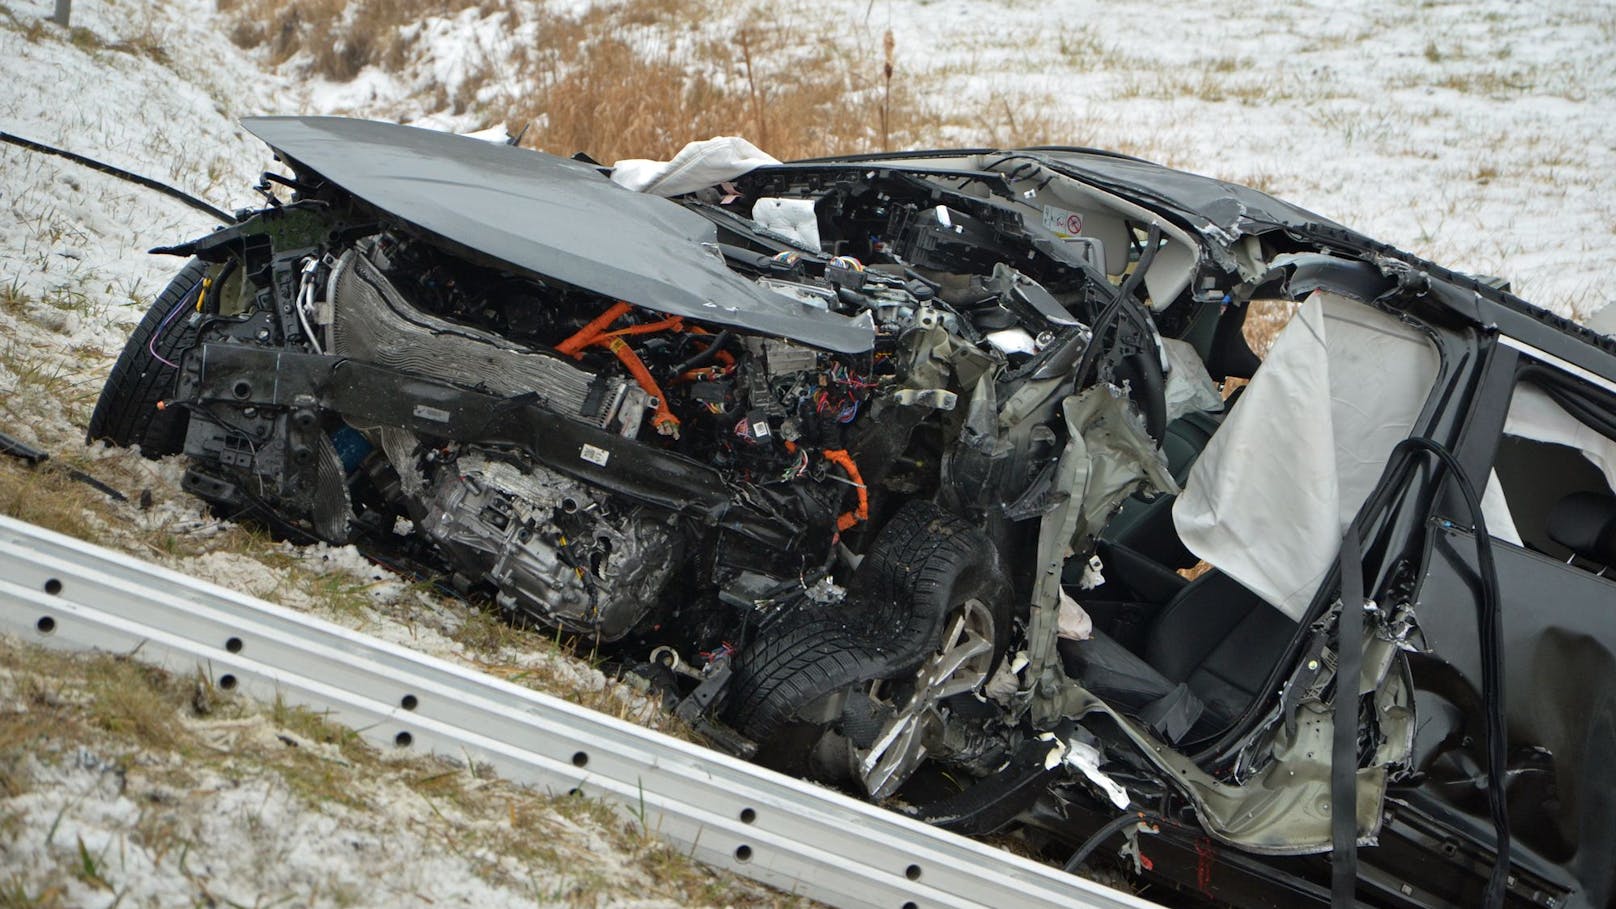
[0,514,1157,909]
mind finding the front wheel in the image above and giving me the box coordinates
[851,595,999,797]
[86,258,208,457]
[725,501,1009,798]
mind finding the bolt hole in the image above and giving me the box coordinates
[560,497,579,514]
[232,380,252,400]
[219,674,237,690]
[43,578,62,595]
[225,637,243,654]
[36,616,56,635]
[571,751,589,768]
[902,903,918,909]
[905,864,922,881]
[739,807,756,825]
[734,844,752,863]
[401,694,418,711]
[395,731,413,748]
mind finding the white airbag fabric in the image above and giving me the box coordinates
[751,197,822,251]
[1162,337,1225,422]
[610,136,778,197]
[1479,382,1616,546]
[1173,293,1439,620]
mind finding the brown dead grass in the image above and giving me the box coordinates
[0,458,104,543]
[1243,298,1299,357]
[214,0,1058,161]
[217,0,415,81]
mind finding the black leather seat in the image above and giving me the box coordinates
[1060,571,1296,743]
[1547,491,1616,570]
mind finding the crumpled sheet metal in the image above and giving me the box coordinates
[1023,384,1176,727]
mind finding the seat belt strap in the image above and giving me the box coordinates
[1331,526,1365,908]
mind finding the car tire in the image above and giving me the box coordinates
[86,258,208,457]
[726,500,1010,794]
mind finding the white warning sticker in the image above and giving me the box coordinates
[1041,205,1086,239]
[751,421,771,438]
[579,444,610,466]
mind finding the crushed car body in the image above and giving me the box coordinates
[91,117,1616,909]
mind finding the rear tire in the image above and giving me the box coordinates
[86,258,207,457]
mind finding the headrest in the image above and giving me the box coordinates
[1546,491,1616,568]
[1205,304,1261,382]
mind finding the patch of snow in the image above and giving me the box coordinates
[3,735,688,909]
[834,0,1616,318]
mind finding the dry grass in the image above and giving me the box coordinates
[0,636,804,907]
[0,459,104,543]
[1242,298,1299,357]
[213,0,1062,161]
[216,0,415,81]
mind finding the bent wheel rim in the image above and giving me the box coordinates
[857,597,995,799]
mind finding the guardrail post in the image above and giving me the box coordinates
[51,0,71,27]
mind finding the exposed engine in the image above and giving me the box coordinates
[169,162,1134,648]
[422,454,679,639]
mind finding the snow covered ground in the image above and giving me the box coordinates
[0,637,778,908]
[0,0,1612,904]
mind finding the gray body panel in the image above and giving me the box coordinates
[1027,149,1351,238]
[242,116,873,353]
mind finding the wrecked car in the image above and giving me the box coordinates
[90,117,1616,908]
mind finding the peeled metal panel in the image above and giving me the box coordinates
[242,117,872,353]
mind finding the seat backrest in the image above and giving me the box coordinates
[1098,410,1224,569]
[1547,491,1616,568]
[1145,571,1297,729]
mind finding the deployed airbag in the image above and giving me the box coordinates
[610,135,778,197]
[1172,293,1439,619]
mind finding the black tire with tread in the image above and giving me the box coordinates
[86,258,207,457]
[725,500,1009,758]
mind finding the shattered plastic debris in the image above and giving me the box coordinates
[1040,732,1129,810]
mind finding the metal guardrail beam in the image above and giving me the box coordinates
[0,515,1157,909]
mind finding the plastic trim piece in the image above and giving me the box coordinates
[1499,334,1616,396]
[0,515,1156,909]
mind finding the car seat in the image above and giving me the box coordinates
[1058,570,1296,743]
[1066,408,1222,604]
[1547,490,1616,571]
